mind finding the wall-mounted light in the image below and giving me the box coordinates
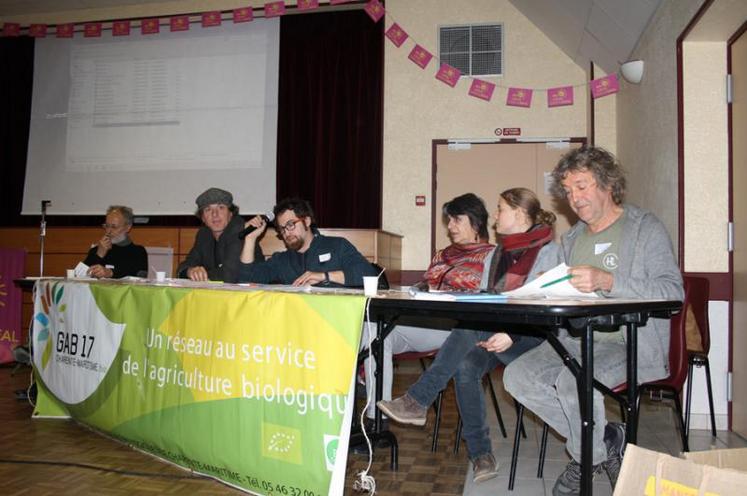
[621,60,644,84]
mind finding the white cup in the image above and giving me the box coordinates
[155,271,166,282]
[363,276,379,297]
[66,269,75,279]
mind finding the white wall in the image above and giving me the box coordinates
[617,0,705,246]
[683,42,729,273]
[382,0,587,270]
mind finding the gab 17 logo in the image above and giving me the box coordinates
[34,282,67,369]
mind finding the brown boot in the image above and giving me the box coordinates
[472,453,499,483]
[376,394,427,426]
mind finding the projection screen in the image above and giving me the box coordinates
[23,18,279,215]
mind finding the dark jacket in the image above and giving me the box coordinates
[177,214,262,283]
[83,238,148,278]
[238,232,377,286]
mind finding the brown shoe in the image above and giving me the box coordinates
[472,453,499,483]
[376,394,427,426]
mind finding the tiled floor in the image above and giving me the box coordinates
[3,362,745,496]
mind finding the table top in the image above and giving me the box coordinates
[16,277,681,327]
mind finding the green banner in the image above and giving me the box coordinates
[32,280,366,495]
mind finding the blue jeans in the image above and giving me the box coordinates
[407,329,543,460]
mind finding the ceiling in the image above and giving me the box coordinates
[0,0,663,74]
[508,0,663,74]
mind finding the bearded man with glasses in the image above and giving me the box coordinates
[238,197,377,286]
[83,205,148,278]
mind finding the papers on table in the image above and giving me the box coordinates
[407,286,508,302]
[501,263,600,299]
[73,262,90,278]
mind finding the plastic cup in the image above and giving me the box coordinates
[363,276,379,297]
[66,269,75,279]
[155,271,166,282]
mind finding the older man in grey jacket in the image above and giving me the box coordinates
[503,146,684,496]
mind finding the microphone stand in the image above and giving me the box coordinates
[39,200,51,277]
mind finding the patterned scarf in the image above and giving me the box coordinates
[421,242,495,291]
[487,224,554,292]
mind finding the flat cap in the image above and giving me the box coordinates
[196,187,233,209]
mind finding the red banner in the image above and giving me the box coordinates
[56,23,74,38]
[170,16,190,32]
[297,0,319,11]
[113,20,131,36]
[0,248,26,364]
[233,7,254,23]
[29,24,48,38]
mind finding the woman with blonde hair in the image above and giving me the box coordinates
[378,187,562,484]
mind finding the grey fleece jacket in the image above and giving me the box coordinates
[560,204,684,382]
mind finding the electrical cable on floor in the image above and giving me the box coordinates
[0,458,208,480]
[353,297,376,494]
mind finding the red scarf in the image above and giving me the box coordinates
[488,224,554,292]
[421,242,495,291]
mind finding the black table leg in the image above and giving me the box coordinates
[371,319,399,469]
[625,322,638,444]
[579,321,594,496]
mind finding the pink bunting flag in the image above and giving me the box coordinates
[202,11,222,27]
[364,0,385,23]
[2,23,20,37]
[29,24,48,38]
[385,23,408,47]
[469,79,496,102]
[84,22,102,37]
[170,16,189,32]
[408,44,433,69]
[435,63,461,87]
[113,20,131,36]
[264,2,286,18]
[56,23,74,38]
[233,7,254,23]
[590,74,620,99]
[141,18,160,35]
[506,87,533,108]
[297,0,319,11]
[547,86,574,107]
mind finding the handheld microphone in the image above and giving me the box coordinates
[238,213,274,240]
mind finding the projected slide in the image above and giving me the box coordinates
[24,20,278,215]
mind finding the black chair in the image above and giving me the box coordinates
[683,277,717,438]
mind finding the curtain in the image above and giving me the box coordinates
[0,37,34,226]
[277,10,383,228]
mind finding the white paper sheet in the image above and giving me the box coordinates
[501,263,600,299]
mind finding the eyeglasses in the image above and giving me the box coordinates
[101,223,124,230]
[277,219,303,234]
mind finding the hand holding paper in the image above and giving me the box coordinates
[501,263,600,299]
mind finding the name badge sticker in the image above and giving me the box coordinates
[594,242,611,255]
[319,253,331,263]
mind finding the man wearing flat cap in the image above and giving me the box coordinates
[177,187,263,283]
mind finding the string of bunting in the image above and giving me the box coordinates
[1,0,620,107]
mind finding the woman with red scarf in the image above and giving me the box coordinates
[378,188,562,484]
[361,193,494,424]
